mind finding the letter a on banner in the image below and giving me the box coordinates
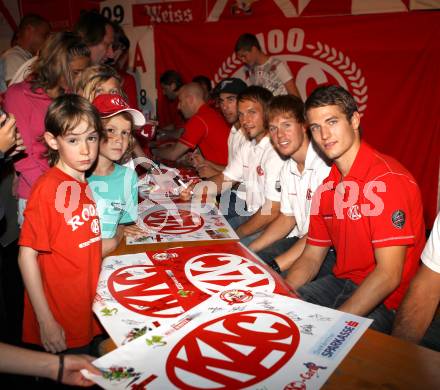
[133,42,147,73]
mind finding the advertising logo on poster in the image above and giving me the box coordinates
[108,265,185,317]
[312,319,360,360]
[214,28,368,111]
[220,289,254,305]
[142,208,205,235]
[185,253,276,294]
[166,310,300,389]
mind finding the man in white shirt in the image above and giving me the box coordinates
[392,212,440,351]
[248,95,331,273]
[181,86,284,243]
[235,33,300,97]
[0,14,50,91]
[192,77,249,217]
[191,77,248,178]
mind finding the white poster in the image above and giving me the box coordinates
[94,243,290,346]
[86,286,372,389]
[127,202,238,245]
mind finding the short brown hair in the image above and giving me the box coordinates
[267,95,305,125]
[45,94,103,166]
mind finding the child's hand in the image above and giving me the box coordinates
[40,318,67,353]
[123,224,144,239]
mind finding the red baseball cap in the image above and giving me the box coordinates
[92,94,146,127]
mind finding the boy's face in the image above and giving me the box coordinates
[269,113,306,158]
[236,47,258,66]
[238,98,266,141]
[307,104,360,162]
[100,115,131,162]
[46,119,99,178]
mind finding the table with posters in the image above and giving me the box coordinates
[92,239,440,390]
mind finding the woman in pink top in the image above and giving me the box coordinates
[4,32,90,224]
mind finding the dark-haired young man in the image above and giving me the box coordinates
[286,85,425,333]
[235,33,299,97]
[192,77,248,179]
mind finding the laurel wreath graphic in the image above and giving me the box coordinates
[213,42,368,114]
[213,52,243,84]
[306,42,368,113]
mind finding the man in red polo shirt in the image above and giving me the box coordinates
[285,85,425,333]
[153,82,229,169]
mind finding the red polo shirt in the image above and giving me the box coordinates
[179,104,229,166]
[307,142,425,310]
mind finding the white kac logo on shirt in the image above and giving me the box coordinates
[91,218,100,234]
[347,205,362,221]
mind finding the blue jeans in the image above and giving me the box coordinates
[421,314,440,352]
[225,214,261,246]
[297,274,395,334]
[221,190,252,223]
[257,236,299,264]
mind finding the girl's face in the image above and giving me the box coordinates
[95,77,121,97]
[100,115,131,162]
[46,119,99,180]
[59,55,91,92]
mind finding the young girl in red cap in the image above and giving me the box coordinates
[88,93,145,251]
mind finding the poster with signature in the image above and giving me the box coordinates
[85,286,372,389]
[94,243,291,346]
[127,203,238,245]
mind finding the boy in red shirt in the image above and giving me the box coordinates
[18,95,113,353]
[285,85,425,333]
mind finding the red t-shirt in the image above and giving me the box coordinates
[158,97,185,130]
[307,142,425,310]
[179,104,230,166]
[19,167,102,348]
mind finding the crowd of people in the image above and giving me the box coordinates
[0,10,438,388]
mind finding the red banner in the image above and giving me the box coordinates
[155,11,440,226]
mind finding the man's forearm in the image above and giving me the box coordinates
[153,145,179,161]
[337,268,401,316]
[392,265,440,343]
[248,214,295,252]
[236,201,280,238]
[285,250,325,291]
[276,235,307,271]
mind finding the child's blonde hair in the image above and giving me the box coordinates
[75,64,122,102]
